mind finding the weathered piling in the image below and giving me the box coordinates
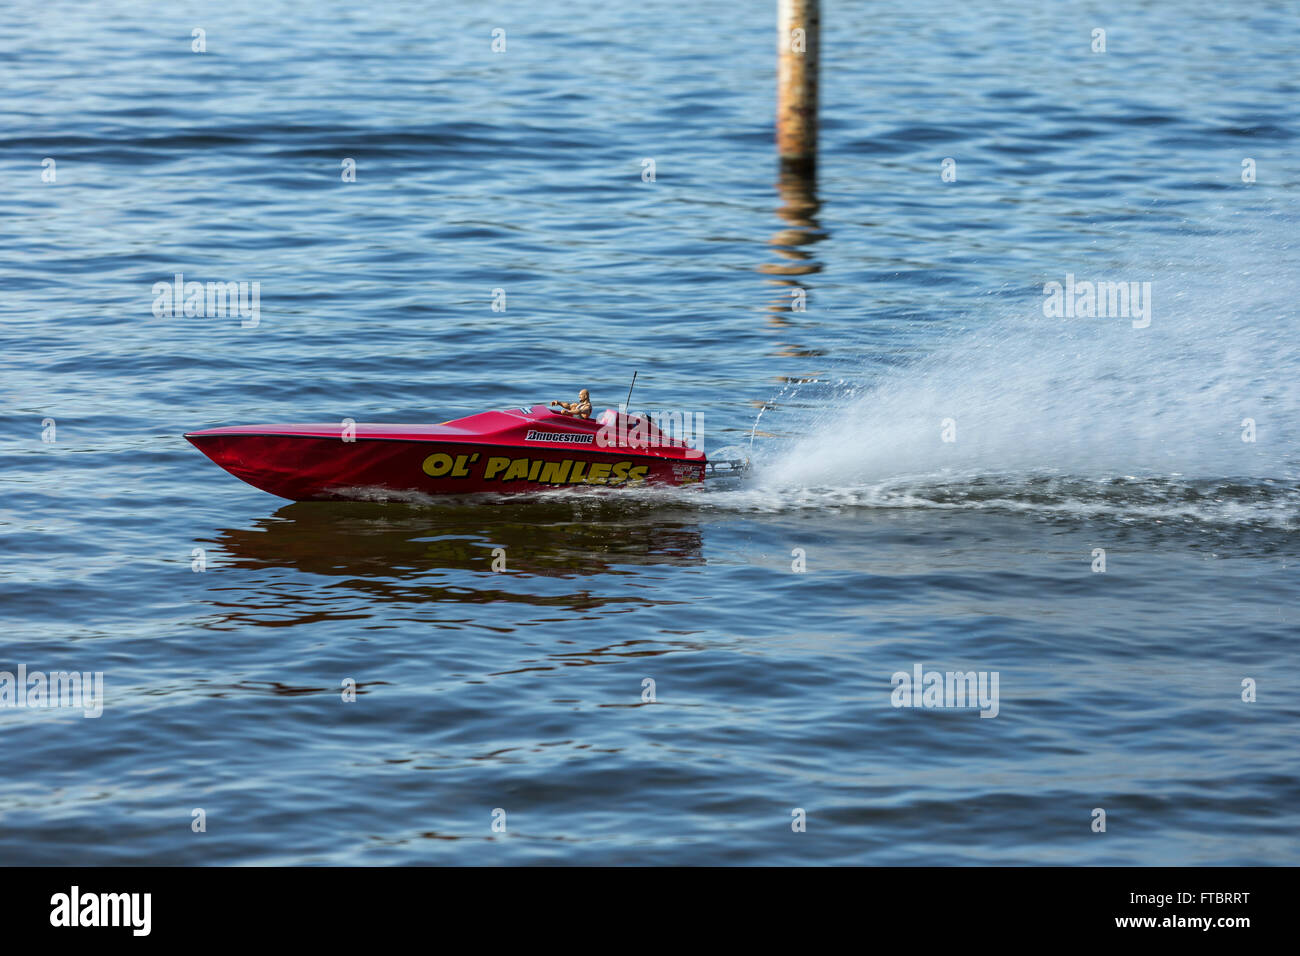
[776,0,820,176]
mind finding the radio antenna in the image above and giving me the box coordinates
[623,370,638,414]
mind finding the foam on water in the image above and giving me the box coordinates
[732,218,1300,526]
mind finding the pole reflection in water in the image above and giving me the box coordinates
[754,168,830,432]
[758,169,827,331]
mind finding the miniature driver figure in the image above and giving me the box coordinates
[551,389,592,419]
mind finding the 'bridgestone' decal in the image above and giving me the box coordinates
[525,430,595,444]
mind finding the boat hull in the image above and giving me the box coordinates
[185,432,704,501]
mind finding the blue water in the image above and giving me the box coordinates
[2,0,1297,864]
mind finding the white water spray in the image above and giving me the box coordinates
[745,220,1299,525]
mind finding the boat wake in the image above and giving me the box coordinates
[720,220,1300,531]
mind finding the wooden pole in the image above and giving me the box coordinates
[777,0,820,177]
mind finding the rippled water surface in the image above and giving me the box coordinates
[2,0,1297,864]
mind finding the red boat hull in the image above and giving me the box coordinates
[185,405,706,501]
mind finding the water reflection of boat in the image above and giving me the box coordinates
[206,499,706,580]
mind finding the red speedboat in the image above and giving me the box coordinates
[185,404,748,501]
